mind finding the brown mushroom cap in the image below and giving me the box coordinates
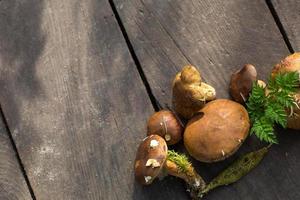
[180,65,202,84]
[147,110,183,145]
[134,135,168,185]
[230,64,257,104]
[272,52,300,79]
[184,99,250,162]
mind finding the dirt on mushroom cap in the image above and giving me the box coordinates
[134,135,168,185]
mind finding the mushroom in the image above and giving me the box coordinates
[172,65,216,119]
[147,110,183,145]
[230,64,257,104]
[134,135,206,192]
[184,99,250,162]
[271,53,300,130]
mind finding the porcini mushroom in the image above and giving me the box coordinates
[147,110,183,145]
[271,53,300,130]
[134,135,206,192]
[230,64,257,104]
[184,99,250,162]
[172,65,216,119]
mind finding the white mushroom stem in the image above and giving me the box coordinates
[164,160,206,191]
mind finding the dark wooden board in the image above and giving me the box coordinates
[0,0,155,199]
[272,0,300,51]
[113,0,300,199]
[0,115,32,200]
[113,0,290,102]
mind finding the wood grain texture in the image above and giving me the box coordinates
[113,0,300,199]
[0,116,32,200]
[0,0,154,199]
[272,0,300,51]
[114,0,289,102]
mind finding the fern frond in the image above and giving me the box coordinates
[247,71,299,144]
[275,71,299,92]
[246,82,266,121]
[250,117,278,144]
[265,103,287,128]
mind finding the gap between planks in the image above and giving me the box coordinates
[0,105,37,200]
[266,0,294,53]
[108,0,161,111]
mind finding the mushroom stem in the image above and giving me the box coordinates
[165,160,206,191]
[165,150,206,198]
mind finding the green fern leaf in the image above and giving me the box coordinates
[247,71,299,144]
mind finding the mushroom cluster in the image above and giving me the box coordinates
[134,64,252,195]
[133,59,294,197]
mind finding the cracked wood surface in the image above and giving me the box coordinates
[0,0,153,199]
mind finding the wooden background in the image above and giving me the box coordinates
[0,0,299,199]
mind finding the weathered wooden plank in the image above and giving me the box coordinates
[272,0,300,51]
[0,115,32,200]
[114,0,290,101]
[0,0,155,199]
[113,0,300,199]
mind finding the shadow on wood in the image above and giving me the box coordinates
[0,0,45,147]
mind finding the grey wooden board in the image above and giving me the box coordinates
[272,0,300,51]
[0,116,32,200]
[0,0,154,199]
[113,0,300,199]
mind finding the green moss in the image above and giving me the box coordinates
[167,150,191,173]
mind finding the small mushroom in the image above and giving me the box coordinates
[134,135,206,193]
[147,110,183,145]
[172,65,216,119]
[230,64,257,104]
[134,135,166,185]
[184,99,250,162]
[271,53,300,130]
